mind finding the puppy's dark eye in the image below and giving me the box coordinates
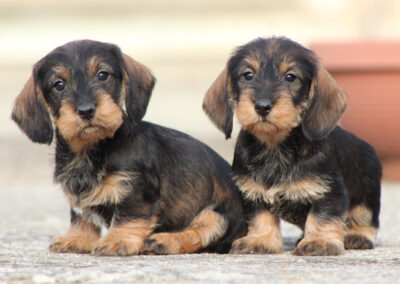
[53,80,65,91]
[285,72,297,82]
[243,71,254,81]
[97,71,109,81]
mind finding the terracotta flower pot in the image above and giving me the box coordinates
[310,41,400,180]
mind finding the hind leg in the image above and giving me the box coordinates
[142,208,228,254]
[345,205,378,249]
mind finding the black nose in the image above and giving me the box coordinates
[255,100,273,116]
[77,103,96,120]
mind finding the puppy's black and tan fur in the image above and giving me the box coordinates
[12,40,246,256]
[203,37,381,256]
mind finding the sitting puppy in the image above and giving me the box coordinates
[203,37,381,256]
[12,40,246,256]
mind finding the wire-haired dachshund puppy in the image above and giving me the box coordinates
[12,40,246,256]
[203,37,381,256]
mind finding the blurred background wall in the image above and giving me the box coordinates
[1,0,399,182]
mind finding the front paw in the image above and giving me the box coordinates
[93,236,142,256]
[49,234,95,253]
[294,239,344,256]
[229,235,283,254]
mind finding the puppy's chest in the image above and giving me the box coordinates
[235,174,329,225]
[237,132,322,186]
[55,153,133,210]
[55,154,103,198]
[246,146,303,186]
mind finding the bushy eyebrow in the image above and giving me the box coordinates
[87,56,115,75]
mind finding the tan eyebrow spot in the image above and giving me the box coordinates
[243,55,261,72]
[279,59,297,74]
[88,56,101,75]
[88,56,113,76]
[51,65,70,81]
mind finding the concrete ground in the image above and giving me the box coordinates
[0,138,399,284]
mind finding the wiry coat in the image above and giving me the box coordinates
[12,40,246,256]
[203,37,381,256]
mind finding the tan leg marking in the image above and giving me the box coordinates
[143,209,228,254]
[295,214,345,256]
[344,205,377,249]
[230,210,283,254]
[93,219,154,256]
[49,218,101,254]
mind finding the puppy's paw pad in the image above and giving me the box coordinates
[294,240,344,256]
[229,236,283,254]
[344,234,374,250]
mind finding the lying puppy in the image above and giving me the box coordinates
[12,40,246,256]
[203,37,381,256]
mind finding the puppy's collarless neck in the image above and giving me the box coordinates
[234,127,324,187]
[54,131,106,196]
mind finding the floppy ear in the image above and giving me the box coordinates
[121,54,156,123]
[302,64,347,141]
[202,67,233,139]
[11,74,53,144]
